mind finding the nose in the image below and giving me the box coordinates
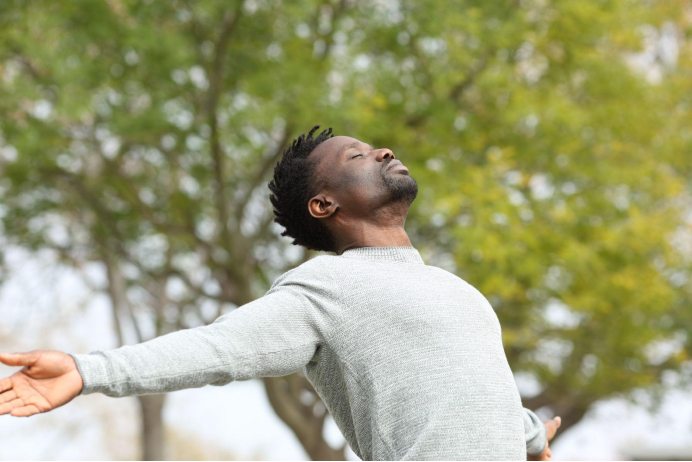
[376,149,395,162]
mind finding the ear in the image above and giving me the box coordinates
[308,194,337,220]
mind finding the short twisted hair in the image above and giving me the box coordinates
[268,125,337,253]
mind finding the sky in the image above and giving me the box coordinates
[0,245,690,461]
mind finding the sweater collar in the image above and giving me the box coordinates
[339,246,425,265]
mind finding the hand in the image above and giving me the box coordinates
[0,350,84,417]
[527,416,561,461]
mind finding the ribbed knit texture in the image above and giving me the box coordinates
[70,246,546,460]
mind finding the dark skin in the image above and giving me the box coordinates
[306,135,562,460]
[306,135,419,255]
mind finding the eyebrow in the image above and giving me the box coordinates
[337,141,376,157]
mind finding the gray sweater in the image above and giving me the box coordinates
[70,246,547,460]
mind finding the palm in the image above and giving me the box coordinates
[0,350,83,417]
[4,373,55,413]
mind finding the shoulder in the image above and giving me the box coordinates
[427,265,483,293]
[266,255,343,307]
[269,255,339,291]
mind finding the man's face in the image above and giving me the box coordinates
[307,135,418,221]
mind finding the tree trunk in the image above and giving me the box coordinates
[137,394,168,461]
[263,374,347,460]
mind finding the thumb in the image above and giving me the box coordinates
[0,352,39,367]
[545,416,561,440]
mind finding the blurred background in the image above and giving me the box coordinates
[0,0,691,460]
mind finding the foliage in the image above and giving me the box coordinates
[0,0,690,455]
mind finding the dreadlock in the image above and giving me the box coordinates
[268,125,337,253]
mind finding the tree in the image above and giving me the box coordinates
[0,0,690,459]
[0,0,352,459]
[337,0,692,436]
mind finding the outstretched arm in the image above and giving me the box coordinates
[0,279,328,415]
[72,286,324,397]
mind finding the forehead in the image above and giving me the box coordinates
[309,135,371,161]
[309,135,355,157]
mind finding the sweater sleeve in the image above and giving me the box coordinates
[523,407,547,455]
[69,281,325,397]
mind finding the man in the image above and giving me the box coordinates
[0,126,560,460]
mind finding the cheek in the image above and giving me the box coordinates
[336,168,380,193]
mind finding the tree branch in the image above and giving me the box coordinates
[522,392,551,411]
[262,375,345,460]
[103,255,127,348]
[234,126,293,234]
[312,0,352,61]
[165,266,236,304]
[207,5,244,255]
[448,50,495,103]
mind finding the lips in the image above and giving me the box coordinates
[386,159,407,171]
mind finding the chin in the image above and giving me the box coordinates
[384,173,418,205]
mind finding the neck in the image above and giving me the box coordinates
[334,222,412,255]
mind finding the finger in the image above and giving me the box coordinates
[10,404,41,417]
[0,397,24,415]
[0,352,39,368]
[0,377,12,393]
[0,389,17,404]
[545,419,560,440]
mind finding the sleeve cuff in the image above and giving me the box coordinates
[68,353,111,396]
[526,421,547,455]
[523,407,548,455]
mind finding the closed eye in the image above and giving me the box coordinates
[351,154,364,158]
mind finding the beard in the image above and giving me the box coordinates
[380,168,418,207]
